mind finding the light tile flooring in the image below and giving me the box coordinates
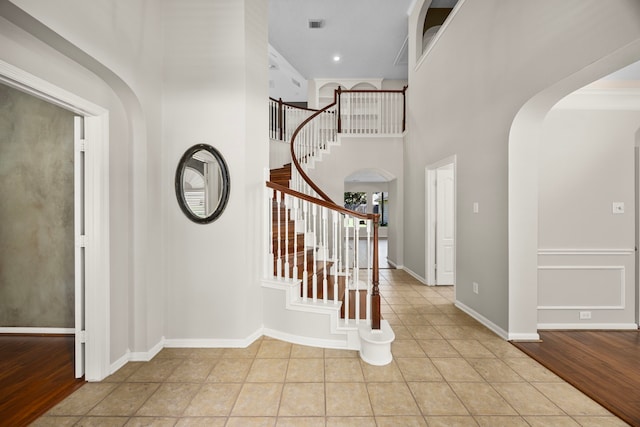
[34,270,627,427]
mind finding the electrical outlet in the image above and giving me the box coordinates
[473,282,479,294]
[579,311,591,320]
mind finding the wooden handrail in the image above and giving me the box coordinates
[267,181,380,222]
[289,102,338,204]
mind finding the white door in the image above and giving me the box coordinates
[436,164,455,285]
[74,117,85,378]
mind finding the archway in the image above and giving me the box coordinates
[508,40,640,340]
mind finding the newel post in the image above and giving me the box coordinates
[402,85,407,133]
[278,98,284,141]
[336,87,342,133]
[372,214,381,330]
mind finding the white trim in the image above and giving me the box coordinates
[109,352,130,376]
[425,156,457,286]
[538,248,635,256]
[407,0,420,16]
[415,0,467,71]
[0,61,106,116]
[537,265,625,310]
[538,323,638,330]
[129,338,165,362]
[165,329,263,349]
[401,266,427,284]
[386,259,401,269]
[508,333,542,342]
[454,300,515,341]
[263,328,348,350]
[0,327,75,334]
[0,59,111,382]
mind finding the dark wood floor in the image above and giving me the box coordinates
[513,330,640,427]
[0,334,85,427]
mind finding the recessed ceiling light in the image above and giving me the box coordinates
[333,55,341,62]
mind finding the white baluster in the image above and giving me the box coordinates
[344,215,350,325]
[284,194,290,279]
[276,190,282,279]
[322,207,328,303]
[332,210,338,304]
[302,200,309,300]
[311,204,318,302]
[267,187,274,278]
[292,196,299,281]
[354,216,360,324]
[366,219,372,322]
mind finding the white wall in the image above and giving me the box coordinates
[306,135,404,266]
[6,0,166,358]
[2,0,268,370]
[538,106,640,328]
[407,0,640,336]
[163,0,267,342]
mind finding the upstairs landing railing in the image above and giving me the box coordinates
[269,98,318,143]
[267,88,406,331]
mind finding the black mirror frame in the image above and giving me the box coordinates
[175,143,230,224]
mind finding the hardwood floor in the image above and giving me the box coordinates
[513,330,640,426]
[0,334,85,427]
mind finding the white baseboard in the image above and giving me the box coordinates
[262,327,348,350]
[0,327,75,334]
[538,323,638,330]
[164,329,262,349]
[109,329,266,375]
[386,259,400,269]
[129,337,166,362]
[109,352,130,375]
[507,332,542,341]
[401,266,427,284]
[454,301,511,340]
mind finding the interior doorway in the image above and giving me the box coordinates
[0,59,111,381]
[426,156,457,286]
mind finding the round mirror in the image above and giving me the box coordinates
[175,144,230,224]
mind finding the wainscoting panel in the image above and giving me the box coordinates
[537,249,636,329]
[538,266,624,309]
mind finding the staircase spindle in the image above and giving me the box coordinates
[321,207,328,303]
[354,218,360,324]
[284,194,290,279]
[292,197,299,281]
[276,190,282,279]
[366,219,372,321]
[302,200,309,300]
[312,204,318,302]
[332,210,338,304]
[344,215,350,325]
[267,187,274,278]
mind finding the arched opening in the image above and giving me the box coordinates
[414,0,459,59]
[344,168,397,268]
[508,41,640,339]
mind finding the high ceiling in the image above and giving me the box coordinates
[268,0,414,80]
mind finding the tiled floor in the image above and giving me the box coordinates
[33,270,627,426]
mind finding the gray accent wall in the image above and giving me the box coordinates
[0,83,75,328]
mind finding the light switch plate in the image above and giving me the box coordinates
[473,202,479,214]
[612,202,624,214]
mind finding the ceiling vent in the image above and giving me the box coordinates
[308,19,324,29]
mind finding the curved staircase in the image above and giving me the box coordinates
[263,89,405,365]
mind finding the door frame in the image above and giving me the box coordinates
[0,60,111,381]
[425,155,457,286]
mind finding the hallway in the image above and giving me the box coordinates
[32,271,625,426]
